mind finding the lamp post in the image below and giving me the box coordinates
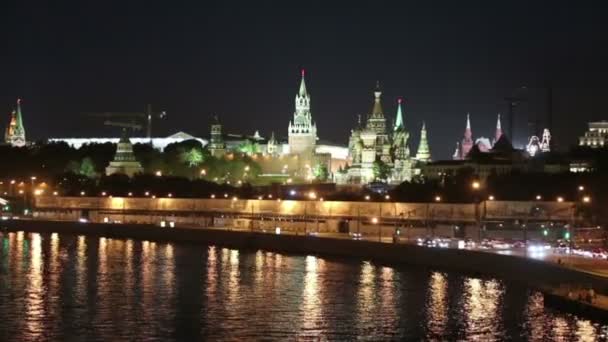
[471,180,482,241]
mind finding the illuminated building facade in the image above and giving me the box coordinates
[342,86,424,184]
[105,132,144,177]
[579,121,608,148]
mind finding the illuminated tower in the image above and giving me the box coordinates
[209,115,226,157]
[494,113,503,145]
[266,131,279,156]
[461,113,473,159]
[105,130,143,177]
[5,99,26,147]
[288,69,317,156]
[415,121,431,162]
[366,82,391,164]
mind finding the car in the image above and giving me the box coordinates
[464,239,476,249]
[591,248,608,260]
[512,241,526,249]
[554,242,570,254]
[350,232,363,240]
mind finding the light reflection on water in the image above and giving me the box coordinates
[0,232,606,341]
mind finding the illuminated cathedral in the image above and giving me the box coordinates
[338,84,431,185]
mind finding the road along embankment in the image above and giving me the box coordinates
[2,219,608,318]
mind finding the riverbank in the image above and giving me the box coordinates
[3,218,608,319]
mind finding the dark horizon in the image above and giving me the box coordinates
[2,1,608,159]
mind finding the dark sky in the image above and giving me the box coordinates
[2,1,608,159]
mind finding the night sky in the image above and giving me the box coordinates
[2,1,607,159]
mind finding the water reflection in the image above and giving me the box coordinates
[426,272,448,337]
[464,278,502,340]
[25,233,44,338]
[0,232,605,341]
[300,255,322,335]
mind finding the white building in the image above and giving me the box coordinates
[579,121,608,148]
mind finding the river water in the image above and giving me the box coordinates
[0,231,606,341]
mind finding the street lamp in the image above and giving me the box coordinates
[557,196,564,203]
[471,181,480,190]
[578,185,585,191]
[488,195,495,201]
[435,196,441,202]
[536,195,542,201]
[384,195,390,201]
[365,195,371,201]
[582,196,591,203]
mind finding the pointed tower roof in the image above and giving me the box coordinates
[14,98,25,136]
[298,69,308,97]
[371,81,383,118]
[394,98,404,131]
[495,113,503,143]
[464,113,472,140]
[416,121,431,162]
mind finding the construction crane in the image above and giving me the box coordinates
[86,104,167,143]
[504,87,528,143]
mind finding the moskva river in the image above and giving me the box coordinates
[0,232,606,341]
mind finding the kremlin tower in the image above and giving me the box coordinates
[460,113,473,159]
[415,121,431,162]
[288,69,317,156]
[4,99,26,147]
[494,114,503,145]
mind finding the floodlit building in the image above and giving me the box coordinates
[105,132,144,177]
[49,131,206,151]
[341,86,424,185]
[579,121,608,148]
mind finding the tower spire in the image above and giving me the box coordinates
[371,81,383,118]
[298,68,308,96]
[5,98,26,147]
[394,98,404,131]
[415,121,431,162]
[461,113,473,159]
[495,113,503,143]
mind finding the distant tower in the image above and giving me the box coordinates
[366,82,391,164]
[415,121,431,162]
[452,142,461,160]
[540,128,551,152]
[209,115,226,157]
[392,97,412,181]
[288,69,317,156]
[266,131,279,156]
[461,113,473,159]
[5,99,26,147]
[494,113,503,145]
[105,130,144,177]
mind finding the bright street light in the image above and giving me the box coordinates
[435,196,441,202]
[471,181,480,190]
[557,196,564,203]
[583,196,591,203]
